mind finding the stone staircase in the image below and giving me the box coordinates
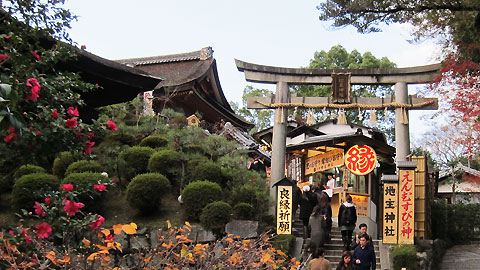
[293,211,381,269]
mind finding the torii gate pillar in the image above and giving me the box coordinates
[394,82,410,161]
[270,81,289,207]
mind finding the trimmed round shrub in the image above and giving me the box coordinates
[14,164,46,181]
[192,162,223,186]
[119,146,155,180]
[62,172,109,212]
[392,244,417,270]
[65,160,102,176]
[148,149,182,185]
[12,173,59,210]
[200,201,232,237]
[126,173,171,214]
[52,152,76,178]
[182,180,222,221]
[230,183,270,216]
[139,135,168,148]
[233,203,255,220]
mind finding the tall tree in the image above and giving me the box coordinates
[317,0,480,158]
[292,45,396,142]
[230,85,274,134]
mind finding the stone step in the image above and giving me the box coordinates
[325,255,381,263]
[324,249,381,256]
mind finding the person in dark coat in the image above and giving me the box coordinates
[351,223,373,250]
[299,185,317,238]
[309,206,326,248]
[318,192,333,242]
[352,235,376,270]
[338,194,357,250]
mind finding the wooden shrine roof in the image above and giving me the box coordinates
[117,47,254,131]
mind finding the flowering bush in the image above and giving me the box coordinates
[11,173,59,210]
[61,172,110,212]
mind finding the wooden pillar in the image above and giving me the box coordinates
[270,81,289,213]
[394,82,410,162]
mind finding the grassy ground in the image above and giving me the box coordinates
[0,186,188,230]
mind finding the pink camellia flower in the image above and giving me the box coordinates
[4,133,18,143]
[62,183,74,192]
[8,230,14,236]
[31,51,40,61]
[21,228,32,244]
[63,200,84,216]
[89,215,105,230]
[51,108,58,119]
[45,197,51,205]
[34,202,46,217]
[34,222,52,239]
[25,78,41,101]
[93,184,106,192]
[65,118,77,129]
[88,131,95,138]
[0,53,7,66]
[106,120,117,131]
[67,107,79,117]
[84,140,95,155]
[6,35,11,40]
[8,127,15,134]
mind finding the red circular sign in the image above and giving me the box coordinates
[344,145,377,175]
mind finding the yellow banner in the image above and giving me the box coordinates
[351,195,368,217]
[276,186,292,234]
[398,170,415,245]
[383,183,399,244]
[305,148,344,175]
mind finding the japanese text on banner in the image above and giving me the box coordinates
[383,183,398,244]
[276,186,292,234]
[398,170,415,244]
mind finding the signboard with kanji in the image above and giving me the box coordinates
[351,195,368,217]
[276,186,292,234]
[345,145,377,176]
[287,155,303,182]
[398,169,415,244]
[383,183,399,244]
[305,148,344,175]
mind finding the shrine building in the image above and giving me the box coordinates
[255,119,396,238]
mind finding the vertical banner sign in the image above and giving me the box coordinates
[398,170,415,244]
[383,183,399,244]
[287,155,303,182]
[276,186,292,234]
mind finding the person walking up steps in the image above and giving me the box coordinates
[338,194,357,251]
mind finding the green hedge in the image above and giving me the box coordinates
[182,180,222,221]
[139,135,168,149]
[65,160,102,176]
[148,149,182,185]
[271,234,296,256]
[431,200,480,244]
[192,162,223,186]
[14,164,46,181]
[52,152,76,178]
[200,201,232,237]
[233,203,255,220]
[119,146,155,181]
[391,244,417,270]
[12,173,59,210]
[229,183,270,218]
[126,173,171,214]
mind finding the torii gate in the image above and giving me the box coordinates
[235,59,440,202]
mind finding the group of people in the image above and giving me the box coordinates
[303,224,377,270]
[294,175,376,270]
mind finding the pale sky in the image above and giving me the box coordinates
[63,0,441,141]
